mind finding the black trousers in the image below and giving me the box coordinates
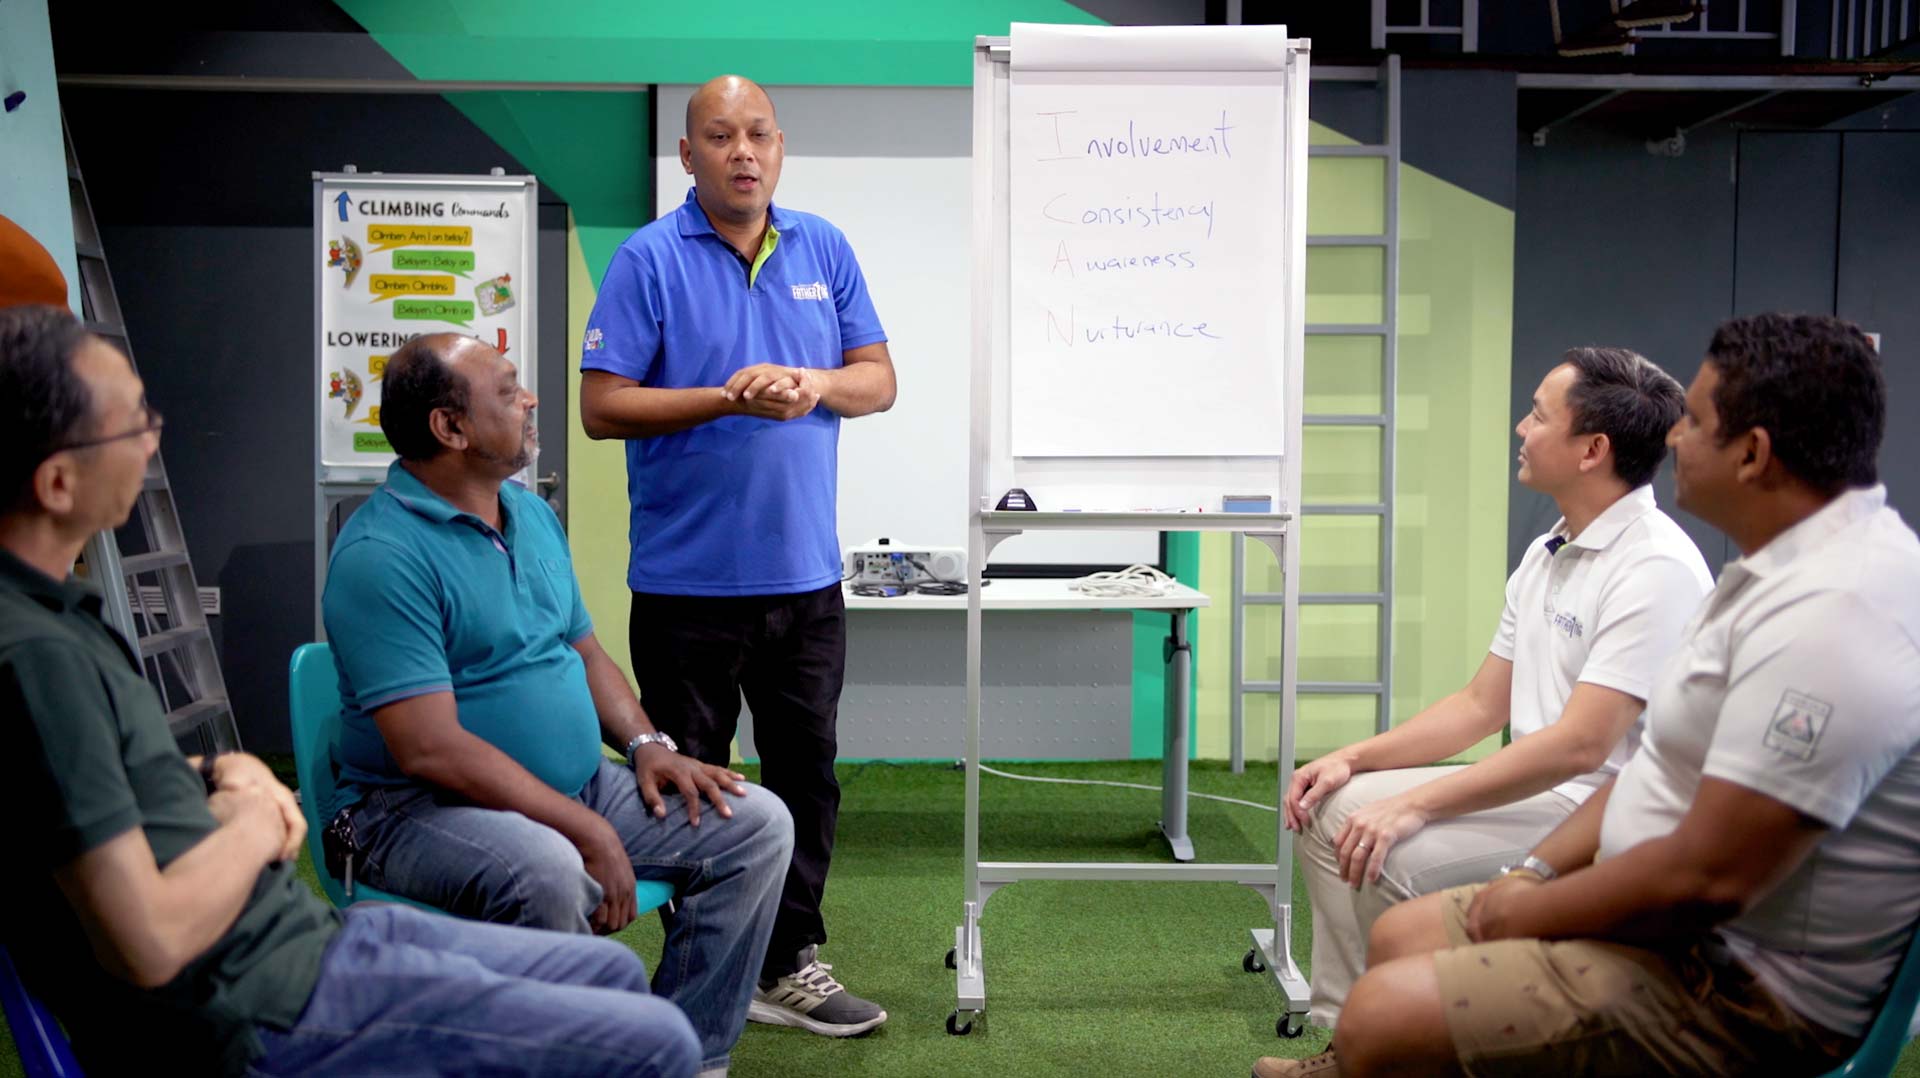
[629,582,845,977]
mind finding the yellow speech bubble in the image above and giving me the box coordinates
[359,405,382,427]
[365,224,473,253]
[370,274,457,302]
[368,354,388,377]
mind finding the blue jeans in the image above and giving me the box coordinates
[349,759,794,1070]
[249,903,698,1077]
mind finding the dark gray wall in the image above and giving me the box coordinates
[63,88,573,752]
[1511,109,1920,573]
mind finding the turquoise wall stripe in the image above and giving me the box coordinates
[1130,532,1200,759]
[334,2,1106,87]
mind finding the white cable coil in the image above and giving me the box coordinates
[1068,563,1177,598]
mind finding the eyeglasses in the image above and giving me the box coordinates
[52,403,165,452]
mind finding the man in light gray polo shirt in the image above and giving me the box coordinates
[1285,347,1712,1027]
[1269,313,1920,1078]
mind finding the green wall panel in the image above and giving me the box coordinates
[336,1,1104,87]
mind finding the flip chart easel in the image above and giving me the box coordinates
[951,25,1311,1038]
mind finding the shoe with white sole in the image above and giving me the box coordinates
[747,945,887,1037]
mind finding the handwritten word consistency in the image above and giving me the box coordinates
[1043,193,1215,237]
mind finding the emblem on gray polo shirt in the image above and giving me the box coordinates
[1764,690,1832,762]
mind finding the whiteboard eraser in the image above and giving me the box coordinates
[1222,494,1272,513]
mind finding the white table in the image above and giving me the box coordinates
[845,578,1210,860]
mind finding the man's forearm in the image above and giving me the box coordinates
[581,383,735,440]
[1529,775,1611,874]
[815,361,895,418]
[1400,722,1601,823]
[401,733,607,846]
[1346,688,1504,773]
[1499,832,1732,945]
[577,638,652,752]
[58,811,283,989]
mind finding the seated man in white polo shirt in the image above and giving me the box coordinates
[1285,346,1712,1027]
[1273,314,1920,1078]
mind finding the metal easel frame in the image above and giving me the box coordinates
[951,32,1311,1039]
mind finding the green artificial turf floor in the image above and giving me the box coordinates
[5,759,1915,1077]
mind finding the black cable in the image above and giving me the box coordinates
[912,580,969,596]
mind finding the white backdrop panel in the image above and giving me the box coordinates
[652,84,1157,568]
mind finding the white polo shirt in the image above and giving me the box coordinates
[1492,483,1714,805]
[1599,485,1920,1038]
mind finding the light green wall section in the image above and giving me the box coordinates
[564,214,639,690]
[1194,122,1515,766]
[0,0,80,312]
[335,1,1103,87]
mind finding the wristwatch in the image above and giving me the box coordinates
[197,752,223,795]
[623,731,678,766]
[1499,855,1558,882]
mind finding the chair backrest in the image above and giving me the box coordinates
[1820,923,1920,1078]
[286,642,675,919]
[288,642,350,908]
[0,944,83,1078]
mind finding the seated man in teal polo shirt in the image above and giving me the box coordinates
[321,332,794,1078]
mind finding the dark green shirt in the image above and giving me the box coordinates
[0,548,339,1076]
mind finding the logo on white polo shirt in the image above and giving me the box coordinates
[790,281,829,301]
[1764,690,1832,762]
[1552,610,1584,639]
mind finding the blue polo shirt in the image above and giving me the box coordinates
[583,188,887,596]
[321,462,603,817]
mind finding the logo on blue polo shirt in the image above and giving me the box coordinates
[583,327,605,352]
[790,281,829,301]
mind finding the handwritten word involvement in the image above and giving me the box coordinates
[1035,111,1235,161]
[1045,307,1222,346]
[1044,193,1215,238]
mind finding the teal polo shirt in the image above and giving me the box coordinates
[582,188,887,596]
[322,462,603,817]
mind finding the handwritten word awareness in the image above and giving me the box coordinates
[1044,193,1216,238]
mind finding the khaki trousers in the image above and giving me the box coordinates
[1298,765,1576,1027]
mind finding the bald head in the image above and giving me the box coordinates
[686,75,775,137]
[680,74,785,229]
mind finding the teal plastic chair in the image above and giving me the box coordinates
[288,643,675,916]
[1819,924,1920,1078]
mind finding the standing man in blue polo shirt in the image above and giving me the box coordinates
[322,333,795,1078]
[580,74,897,1038]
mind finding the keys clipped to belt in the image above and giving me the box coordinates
[322,808,363,899]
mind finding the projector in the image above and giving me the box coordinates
[843,539,967,585]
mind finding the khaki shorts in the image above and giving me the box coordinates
[1429,884,1858,1078]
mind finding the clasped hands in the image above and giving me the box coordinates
[203,753,307,863]
[724,363,821,421]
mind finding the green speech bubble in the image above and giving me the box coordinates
[394,298,475,327]
[353,431,393,454]
[391,249,476,277]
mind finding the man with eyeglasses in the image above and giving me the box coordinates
[0,304,701,1077]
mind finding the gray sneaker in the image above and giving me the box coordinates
[748,945,888,1036]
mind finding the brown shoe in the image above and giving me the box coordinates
[1252,1048,1340,1077]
